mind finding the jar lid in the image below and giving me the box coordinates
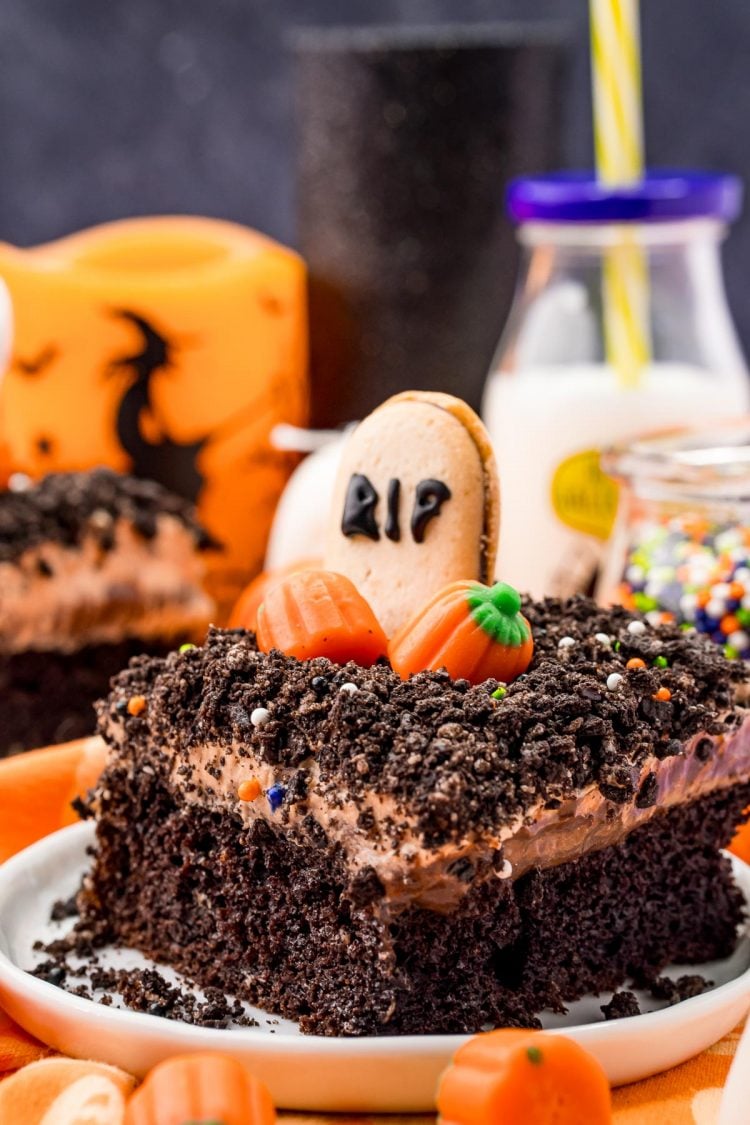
[603,419,750,491]
[507,171,742,224]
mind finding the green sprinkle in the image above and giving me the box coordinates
[526,1046,544,1066]
[179,643,197,654]
[680,622,696,632]
[633,593,658,613]
[653,655,668,668]
[613,640,621,652]
[492,685,507,700]
[737,608,750,628]
[724,644,739,661]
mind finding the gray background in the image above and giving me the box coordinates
[0,0,748,343]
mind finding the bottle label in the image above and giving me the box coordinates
[550,449,619,541]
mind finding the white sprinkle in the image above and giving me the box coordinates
[558,636,576,649]
[706,598,725,620]
[646,611,665,627]
[8,472,31,492]
[729,631,750,651]
[711,583,731,600]
[340,682,359,695]
[627,620,647,636]
[679,593,697,620]
[626,564,645,584]
[497,859,513,880]
[594,632,611,647]
[250,706,271,727]
[606,673,624,692]
[734,567,750,586]
[715,530,742,552]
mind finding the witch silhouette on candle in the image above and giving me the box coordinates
[107,309,206,503]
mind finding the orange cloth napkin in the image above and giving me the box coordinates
[0,741,746,1123]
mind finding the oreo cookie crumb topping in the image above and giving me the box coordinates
[601,990,640,1020]
[0,468,216,562]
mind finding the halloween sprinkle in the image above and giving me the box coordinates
[251,707,271,727]
[238,778,262,802]
[616,515,750,657]
[126,695,147,717]
[267,784,285,811]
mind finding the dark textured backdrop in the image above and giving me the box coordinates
[0,0,748,343]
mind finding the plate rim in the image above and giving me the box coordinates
[1,818,749,1057]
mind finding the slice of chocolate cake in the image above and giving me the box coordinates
[0,469,216,755]
[76,596,750,1036]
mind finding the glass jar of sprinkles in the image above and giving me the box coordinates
[600,421,750,659]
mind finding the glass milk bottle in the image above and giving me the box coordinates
[482,171,749,599]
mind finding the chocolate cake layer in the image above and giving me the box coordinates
[0,641,180,756]
[77,768,750,1035]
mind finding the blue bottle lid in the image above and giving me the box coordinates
[507,170,742,224]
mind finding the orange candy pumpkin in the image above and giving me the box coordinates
[228,557,320,632]
[124,1053,275,1125]
[256,569,388,667]
[437,1028,612,1125]
[389,580,533,685]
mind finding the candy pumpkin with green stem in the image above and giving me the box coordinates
[388,580,533,685]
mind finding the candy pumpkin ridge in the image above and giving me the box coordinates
[467,581,531,648]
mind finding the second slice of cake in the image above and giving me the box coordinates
[0,468,216,754]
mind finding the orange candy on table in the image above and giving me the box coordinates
[0,1057,135,1124]
[389,580,533,686]
[437,1028,612,1125]
[256,568,388,667]
[228,557,321,632]
[124,1053,276,1125]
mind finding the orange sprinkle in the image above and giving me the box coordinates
[238,778,262,802]
[127,695,147,717]
[653,687,672,702]
[696,591,711,609]
[729,582,745,600]
[721,615,741,636]
[626,658,646,670]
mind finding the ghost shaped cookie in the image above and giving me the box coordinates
[324,391,499,636]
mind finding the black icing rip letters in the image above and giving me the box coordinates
[385,478,401,541]
[411,479,452,542]
[341,473,380,540]
[341,474,451,543]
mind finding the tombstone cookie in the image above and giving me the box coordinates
[324,391,500,635]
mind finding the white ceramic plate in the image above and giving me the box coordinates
[0,822,749,1113]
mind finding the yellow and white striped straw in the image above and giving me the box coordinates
[590,0,651,389]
